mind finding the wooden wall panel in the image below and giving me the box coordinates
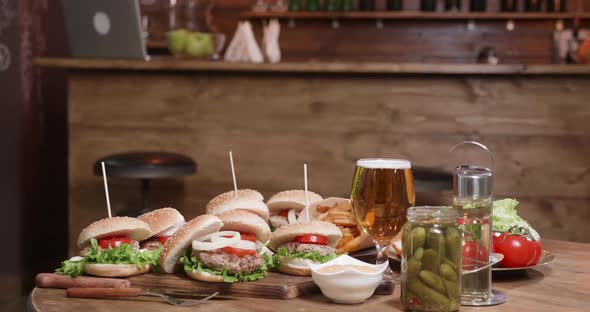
[67,71,590,253]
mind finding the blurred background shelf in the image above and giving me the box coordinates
[241,11,590,20]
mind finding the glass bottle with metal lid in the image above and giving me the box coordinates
[449,141,506,306]
[401,206,461,312]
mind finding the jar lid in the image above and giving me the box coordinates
[453,165,493,197]
[407,206,457,222]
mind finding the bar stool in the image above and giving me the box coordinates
[93,151,197,215]
[413,166,452,193]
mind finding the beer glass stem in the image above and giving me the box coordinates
[375,241,388,264]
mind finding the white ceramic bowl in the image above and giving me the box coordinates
[308,255,388,304]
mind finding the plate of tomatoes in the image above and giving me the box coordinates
[491,228,555,271]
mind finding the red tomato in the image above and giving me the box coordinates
[223,233,257,242]
[239,233,257,242]
[158,236,170,244]
[278,210,290,217]
[98,236,131,249]
[221,246,257,256]
[492,231,541,267]
[294,234,328,245]
[462,240,489,269]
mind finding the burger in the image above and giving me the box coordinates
[206,189,269,221]
[160,212,274,283]
[269,221,341,276]
[56,217,157,277]
[266,190,323,229]
[137,207,185,250]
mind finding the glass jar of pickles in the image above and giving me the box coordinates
[401,206,461,312]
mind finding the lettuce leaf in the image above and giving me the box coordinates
[493,199,540,240]
[55,238,162,277]
[179,249,273,283]
[55,259,85,278]
[274,247,338,264]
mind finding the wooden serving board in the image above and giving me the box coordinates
[127,272,319,300]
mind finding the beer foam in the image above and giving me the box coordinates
[356,158,411,169]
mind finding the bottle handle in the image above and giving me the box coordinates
[448,141,495,172]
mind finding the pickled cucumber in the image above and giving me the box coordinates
[413,247,424,260]
[442,279,461,300]
[408,279,451,310]
[422,249,440,274]
[445,227,461,267]
[404,226,426,255]
[419,270,447,294]
[443,258,458,271]
[440,263,458,282]
[426,227,446,259]
[407,256,422,278]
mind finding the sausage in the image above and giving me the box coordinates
[35,273,131,289]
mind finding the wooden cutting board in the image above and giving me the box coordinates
[127,272,319,300]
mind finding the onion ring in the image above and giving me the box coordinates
[192,231,240,251]
[288,208,299,224]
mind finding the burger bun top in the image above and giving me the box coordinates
[137,207,185,236]
[269,221,341,250]
[77,217,153,248]
[266,190,323,213]
[217,210,271,243]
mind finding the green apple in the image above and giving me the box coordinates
[185,34,208,58]
[168,29,189,54]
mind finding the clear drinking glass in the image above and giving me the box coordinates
[350,158,415,264]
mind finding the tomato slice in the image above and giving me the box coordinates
[223,233,257,242]
[98,236,131,249]
[222,246,257,256]
[158,236,171,244]
[278,210,290,217]
[239,233,256,242]
[294,234,328,245]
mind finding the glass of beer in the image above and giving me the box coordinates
[350,159,415,264]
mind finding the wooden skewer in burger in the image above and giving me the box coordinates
[268,164,342,276]
[205,151,269,221]
[160,211,273,283]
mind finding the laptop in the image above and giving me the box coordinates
[62,0,148,59]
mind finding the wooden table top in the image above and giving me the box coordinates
[29,239,589,312]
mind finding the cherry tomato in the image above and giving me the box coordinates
[221,246,257,256]
[278,210,290,217]
[98,236,131,249]
[462,240,489,270]
[158,236,170,244]
[294,234,328,245]
[492,231,542,267]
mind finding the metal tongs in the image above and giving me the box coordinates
[67,287,218,307]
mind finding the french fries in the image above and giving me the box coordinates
[315,201,366,254]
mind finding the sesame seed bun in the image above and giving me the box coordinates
[266,190,323,214]
[159,214,223,273]
[217,210,271,243]
[77,217,153,248]
[206,189,263,211]
[83,263,150,277]
[207,197,269,221]
[137,207,185,235]
[268,221,342,251]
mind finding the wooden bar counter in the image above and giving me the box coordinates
[28,239,590,312]
[35,58,590,253]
